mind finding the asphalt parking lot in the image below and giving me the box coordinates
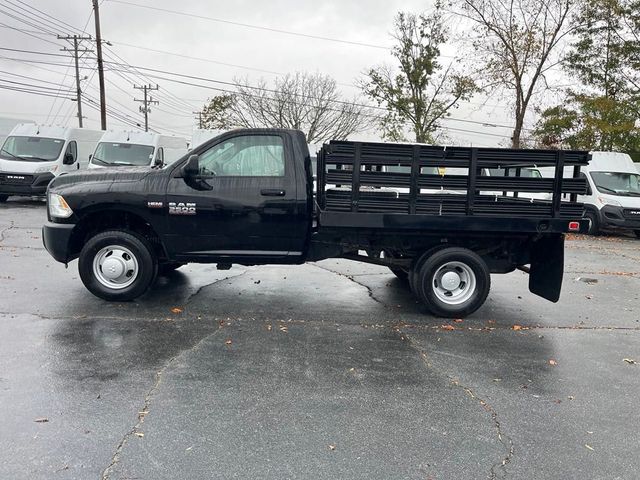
[1,198,639,480]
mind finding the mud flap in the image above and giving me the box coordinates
[529,234,564,302]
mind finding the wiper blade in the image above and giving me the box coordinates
[0,148,27,161]
[596,185,617,194]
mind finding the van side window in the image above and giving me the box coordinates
[65,141,77,163]
[198,135,285,177]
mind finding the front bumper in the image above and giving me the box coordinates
[599,205,640,230]
[0,172,55,196]
[42,221,75,263]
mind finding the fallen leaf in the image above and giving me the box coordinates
[585,444,594,451]
[512,325,522,331]
[219,320,226,326]
[171,307,183,314]
[266,324,272,331]
[585,295,593,300]
[225,339,232,345]
[134,432,144,438]
[254,280,261,284]
[453,318,464,323]
[328,444,336,451]
[568,396,575,400]
[549,359,558,366]
[623,358,637,365]
[34,417,48,423]
[441,325,456,331]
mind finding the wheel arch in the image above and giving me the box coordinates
[68,208,167,261]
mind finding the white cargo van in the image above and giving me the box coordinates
[89,130,188,169]
[0,124,103,202]
[0,117,34,148]
[578,152,640,237]
[190,129,221,150]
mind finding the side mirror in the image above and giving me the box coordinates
[89,154,93,161]
[63,153,75,165]
[182,154,200,177]
[153,156,163,168]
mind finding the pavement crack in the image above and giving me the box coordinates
[100,325,224,480]
[0,221,14,244]
[311,263,387,306]
[401,330,514,480]
[184,270,248,304]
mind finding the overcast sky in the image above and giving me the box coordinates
[0,0,538,147]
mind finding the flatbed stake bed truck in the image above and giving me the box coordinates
[42,129,591,318]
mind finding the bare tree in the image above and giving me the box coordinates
[457,0,576,147]
[200,72,373,145]
[361,10,477,144]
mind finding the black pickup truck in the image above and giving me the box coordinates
[42,128,591,317]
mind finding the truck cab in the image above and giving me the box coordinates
[0,124,103,202]
[89,130,188,169]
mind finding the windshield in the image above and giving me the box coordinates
[91,142,155,167]
[590,171,640,196]
[0,136,65,162]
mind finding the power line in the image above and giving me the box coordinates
[105,0,390,50]
[0,21,62,46]
[10,0,89,35]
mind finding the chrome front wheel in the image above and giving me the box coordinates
[92,245,139,289]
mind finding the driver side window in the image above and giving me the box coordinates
[198,135,285,177]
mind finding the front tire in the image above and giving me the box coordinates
[79,230,157,301]
[585,210,600,235]
[413,247,490,318]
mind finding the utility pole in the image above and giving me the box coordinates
[58,35,92,128]
[134,84,159,132]
[193,111,204,129]
[92,0,107,130]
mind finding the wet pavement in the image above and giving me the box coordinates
[0,198,639,480]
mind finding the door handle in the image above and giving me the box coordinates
[260,189,286,196]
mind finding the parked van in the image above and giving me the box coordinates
[579,152,640,236]
[0,117,34,148]
[89,130,188,169]
[0,124,103,202]
[190,129,221,150]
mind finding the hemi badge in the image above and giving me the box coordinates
[147,201,163,208]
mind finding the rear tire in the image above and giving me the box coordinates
[634,230,640,239]
[413,247,491,318]
[585,210,600,235]
[79,230,157,301]
[0,195,8,203]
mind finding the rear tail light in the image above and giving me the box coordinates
[568,221,580,231]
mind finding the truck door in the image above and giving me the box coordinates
[164,133,303,260]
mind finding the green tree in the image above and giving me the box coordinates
[533,0,640,150]
[361,9,476,143]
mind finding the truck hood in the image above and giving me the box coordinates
[49,166,156,189]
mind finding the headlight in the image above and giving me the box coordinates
[35,165,58,174]
[597,196,621,207]
[48,193,73,218]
